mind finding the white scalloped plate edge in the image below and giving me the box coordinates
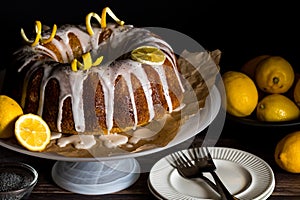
[148,147,275,200]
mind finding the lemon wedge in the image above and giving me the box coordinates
[131,46,166,65]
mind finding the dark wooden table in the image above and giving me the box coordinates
[1,113,300,200]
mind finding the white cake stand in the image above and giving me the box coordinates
[0,85,222,195]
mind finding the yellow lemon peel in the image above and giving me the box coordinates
[93,56,104,66]
[41,24,57,44]
[71,59,79,72]
[21,21,57,46]
[101,7,124,29]
[86,12,102,36]
[86,7,124,36]
[71,52,104,71]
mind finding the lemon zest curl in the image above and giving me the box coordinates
[101,7,124,29]
[86,7,124,36]
[20,21,57,46]
[86,12,102,36]
[71,52,104,72]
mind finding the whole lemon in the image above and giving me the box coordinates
[222,71,259,117]
[256,94,300,122]
[255,56,294,94]
[293,74,300,107]
[0,95,23,138]
[275,131,300,173]
[241,55,270,79]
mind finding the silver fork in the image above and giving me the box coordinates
[168,150,219,195]
[189,146,239,200]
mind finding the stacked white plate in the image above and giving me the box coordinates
[148,147,275,200]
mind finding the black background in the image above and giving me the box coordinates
[0,0,299,73]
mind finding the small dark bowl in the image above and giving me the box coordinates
[0,162,38,200]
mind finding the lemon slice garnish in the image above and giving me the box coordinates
[131,46,166,65]
[15,113,51,152]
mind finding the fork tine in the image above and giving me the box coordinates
[203,146,217,170]
[176,151,194,167]
[204,146,213,160]
[179,151,194,166]
[188,145,202,160]
[167,149,223,197]
[187,148,195,160]
[174,152,185,168]
[168,152,182,168]
[168,151,189,168]
[198,146,209,159]
[193,145,201,158]
[168,153,178,168]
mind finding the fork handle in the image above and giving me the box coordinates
[210,171,239,200]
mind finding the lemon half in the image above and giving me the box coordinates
[15,113,51,152]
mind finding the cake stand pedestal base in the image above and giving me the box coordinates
[51,158,140,195]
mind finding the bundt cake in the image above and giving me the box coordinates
[5,7,185,135]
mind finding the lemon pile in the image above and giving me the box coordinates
[0,95,51,152]
[222,55,300,122]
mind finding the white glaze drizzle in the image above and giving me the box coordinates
[16,23,184,134]
[99,134,128,148]
[69,71,87,132]
[57,135,96,149]
[129,128,157,144]
[50,132,62,140]
[151,65,172,112]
